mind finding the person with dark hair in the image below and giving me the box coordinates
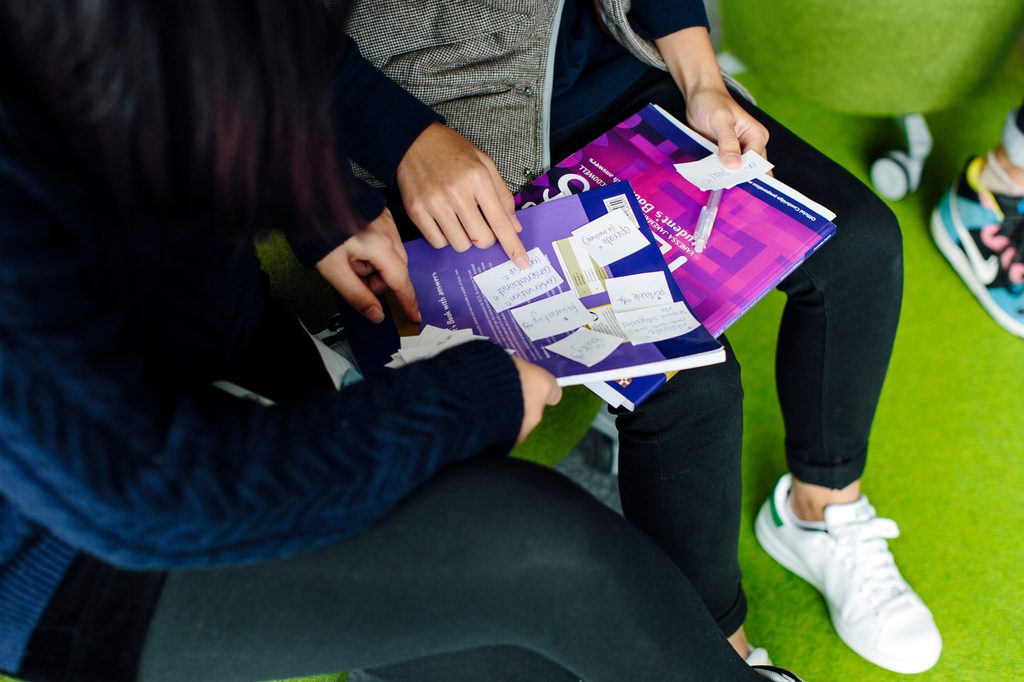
[0,1,802,681]
[342,0,942,678]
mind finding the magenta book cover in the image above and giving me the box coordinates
[516,104,836,338]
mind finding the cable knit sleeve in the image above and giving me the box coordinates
[0,172,523,570]
[331,35,442,188]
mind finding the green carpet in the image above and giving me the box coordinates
[724,44,1024,681]
[720,0,1024,115]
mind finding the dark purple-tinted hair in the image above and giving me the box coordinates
[0,0,355,237]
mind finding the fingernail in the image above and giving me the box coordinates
[514,254,530,270]
[365,306,384,323]
[724,153,741,167]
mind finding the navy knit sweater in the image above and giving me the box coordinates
[0,39,522,671]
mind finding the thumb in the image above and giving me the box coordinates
[713,118,742,169]
[547,380,563,406]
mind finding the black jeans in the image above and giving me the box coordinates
[11,299,762,682]
[353,68,902,681]
[565,68,902,635]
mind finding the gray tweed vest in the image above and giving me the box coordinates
[345,0,679,190]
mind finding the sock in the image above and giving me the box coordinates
[786,493,826,530]
[979,150,1024,197]
[1003,108,1024,171]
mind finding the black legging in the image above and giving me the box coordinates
[11,303,762,682]
[568,66,900,629]
[137,455,762,682]
[357,67,902,680]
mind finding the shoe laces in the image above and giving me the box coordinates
[972,157,1024,272]
[830,514,912,620]
[984,186,1024,290]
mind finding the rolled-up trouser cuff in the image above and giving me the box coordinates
[1003,108,1024,169]
[716,585,748,638]
[786,454,866,491]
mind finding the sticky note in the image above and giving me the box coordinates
[472,248,565,313]
[545,328,623,367]
[571,210,650,267]
[510,290,593,341]
[604,272,674,313]
[674,150,774,191]
[616,301,701,344]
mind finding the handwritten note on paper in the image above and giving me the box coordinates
[545,328,623,367]
[472,248,565,313]
[571,210,650,267]
[674,150,775,191]
[616,301,701,344]
[604,272,674,313]
[398,325,476,363]
[510,290,593,341]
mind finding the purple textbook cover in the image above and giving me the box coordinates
[403,182,725,386]
[516,103,836,338]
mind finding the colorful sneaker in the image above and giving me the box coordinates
[931,156,1024,337]
[755,475,942,674]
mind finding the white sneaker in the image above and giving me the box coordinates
[745,646,772,666]
[755,474,942,674]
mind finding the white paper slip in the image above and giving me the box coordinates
[299,319,363,390]
[510,290,593,341]
[396,326,489,364]
[588,305,627,339]
[571,210,650,267]
[674,150,774,191]
[604,271,674,313]
[472,248,565,313]
[545,328,623,367]
[616,301,702,344]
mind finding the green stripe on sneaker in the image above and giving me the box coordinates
[769,493,784,527]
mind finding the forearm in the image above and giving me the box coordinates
[653,26,769,164]
[654,26,727,101]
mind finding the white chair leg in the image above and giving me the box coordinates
[870,113,932,200]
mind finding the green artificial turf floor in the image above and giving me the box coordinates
[5,42,1022,682]
[724,45,1024,681]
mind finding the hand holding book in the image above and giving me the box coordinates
[514,104,836,409]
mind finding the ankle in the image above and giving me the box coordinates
[789,477,861,522]
[984,147,1024,194]
[728,626,751,659]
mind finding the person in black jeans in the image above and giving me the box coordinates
[346,0,941,678]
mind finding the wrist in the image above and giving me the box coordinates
[396,122,443,186]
